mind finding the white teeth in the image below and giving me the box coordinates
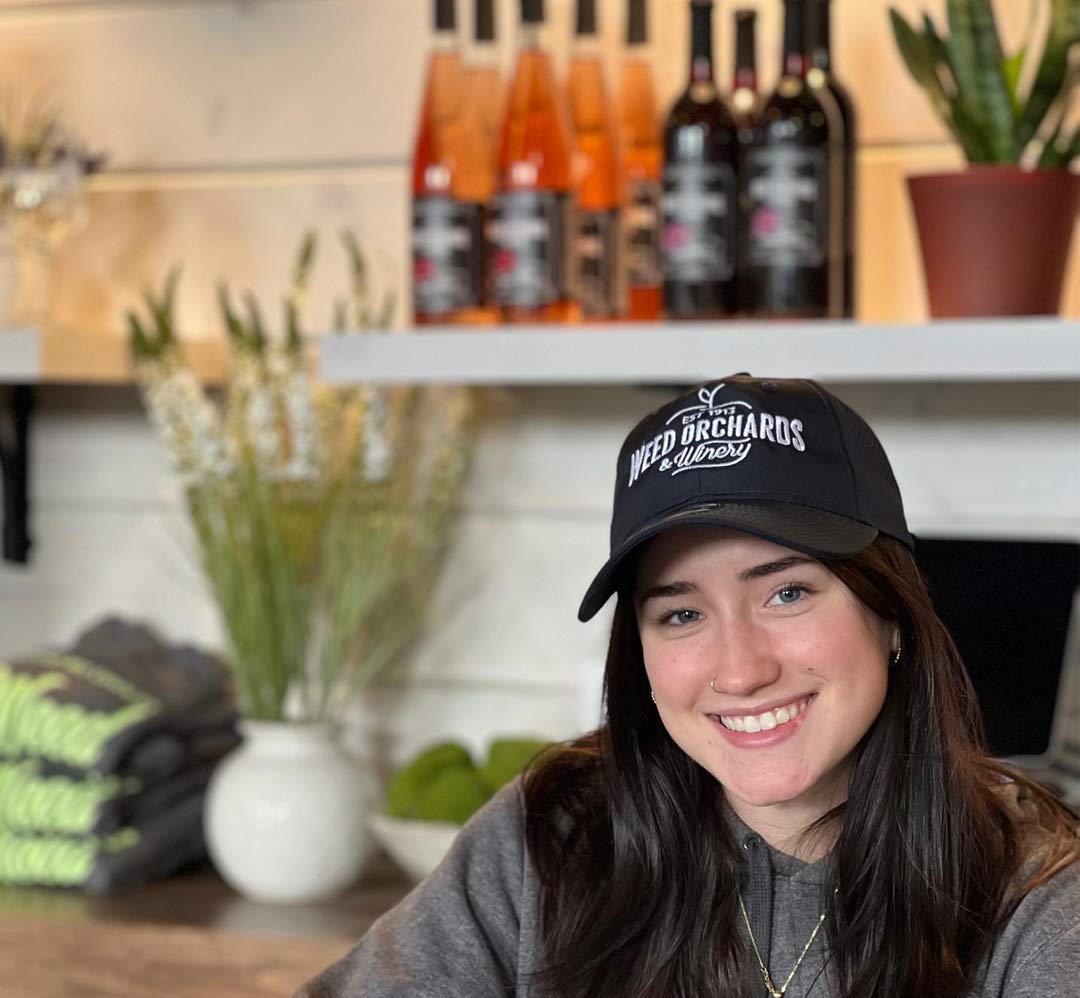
[717,696,810,733]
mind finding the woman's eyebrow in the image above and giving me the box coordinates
[637,556,818,606]
[636,580,697,606]
[736,555,817,582]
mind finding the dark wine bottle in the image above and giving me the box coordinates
[660,0,739,319]
[806,0,856,318]
[741,0,840,317]
[732,8,758,312]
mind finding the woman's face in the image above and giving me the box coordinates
[635,526,894,825]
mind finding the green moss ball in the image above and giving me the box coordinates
[414,765,492,825]
[384,741,473,818]
[480,738,553,792]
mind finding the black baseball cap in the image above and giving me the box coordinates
[578,374,913,622]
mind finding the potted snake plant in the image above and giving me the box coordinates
[890,1,1079,317]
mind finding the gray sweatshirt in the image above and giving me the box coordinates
[298,780,1080,998]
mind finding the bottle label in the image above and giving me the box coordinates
[412,196,486,317]
[623,178,662,289]
[573,209,617,318]
[746,146,827,267]
[488,190,568,309]
[660,162,736,282]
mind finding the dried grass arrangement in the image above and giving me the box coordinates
[127,233,472,722]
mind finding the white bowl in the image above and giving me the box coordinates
[369,813,462,882]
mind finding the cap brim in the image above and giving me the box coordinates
[577,501,878,622]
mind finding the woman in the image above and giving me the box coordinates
[300,375,1080,998]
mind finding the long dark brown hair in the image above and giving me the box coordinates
[523,535,1079,998]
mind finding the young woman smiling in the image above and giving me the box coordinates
[301,375,1079,998]
[635,526,895,851]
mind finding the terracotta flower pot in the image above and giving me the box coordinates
[907,167,1079,318]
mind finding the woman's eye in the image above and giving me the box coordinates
[769,584,811,607]
[659,608,702,627]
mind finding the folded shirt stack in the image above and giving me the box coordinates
[0,617,239,893]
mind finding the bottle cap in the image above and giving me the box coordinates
[475,0,495,41]
[522,0,544,25]
[435,0,456,32]
[576,0,597,36]
[627,0,647,45]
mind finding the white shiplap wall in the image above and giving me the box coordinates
[0,1,1076,787]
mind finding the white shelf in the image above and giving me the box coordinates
[318,318,1080,385]
[0,330,233,385]
[0,330,40,383]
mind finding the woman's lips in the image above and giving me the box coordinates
[708,693,817,748]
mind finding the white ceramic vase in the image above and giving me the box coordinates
[204,720,374,904]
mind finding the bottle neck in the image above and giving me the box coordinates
[781,0,808,80]
[471,38,499,69]
[733,12,756,92]
[432,29,459,56]
[689,1,714,83]
[808,0,832,72]
[519,20,542,51]
[573,32,604,61]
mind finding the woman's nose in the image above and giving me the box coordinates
[705,622,782,698]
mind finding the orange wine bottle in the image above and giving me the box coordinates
[806,0,856,318]
[567,0,619,320]
[411,0,495,325]
[465,0,504,172]
[616,0,662,321]
[490,0,574,324]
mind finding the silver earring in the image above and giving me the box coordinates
[892,642,902,665]
[709,677,719,693]
[650,690,657,704]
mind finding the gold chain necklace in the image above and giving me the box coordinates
[737,888,836,998]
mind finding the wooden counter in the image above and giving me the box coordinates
[0,860,413,998]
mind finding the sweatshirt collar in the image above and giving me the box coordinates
[722,796,830,884]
